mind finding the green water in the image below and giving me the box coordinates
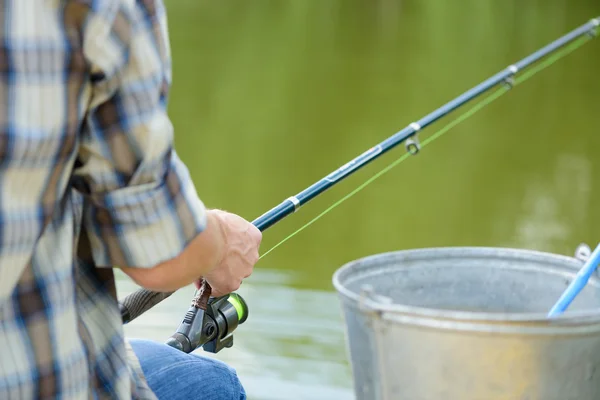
[119,2,600,399]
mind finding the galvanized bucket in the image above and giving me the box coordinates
[332,247,600,400]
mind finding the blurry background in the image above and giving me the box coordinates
[118,1,600,399]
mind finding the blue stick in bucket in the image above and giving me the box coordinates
[547,243,600,317]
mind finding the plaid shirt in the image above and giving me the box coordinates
[0,1,206,399]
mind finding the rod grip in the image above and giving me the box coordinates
[120,288,174,324]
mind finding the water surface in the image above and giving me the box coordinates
[119,2,600,399]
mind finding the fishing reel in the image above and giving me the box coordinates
[165,286,248,354]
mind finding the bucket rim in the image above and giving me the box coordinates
[331,246,600,324]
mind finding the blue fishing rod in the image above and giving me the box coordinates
[118,16,599,354]
[548,243,600,317]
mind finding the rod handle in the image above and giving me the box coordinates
[120,289,174,324]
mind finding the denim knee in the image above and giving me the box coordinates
[183,356,246,400]
[129,338,246,400]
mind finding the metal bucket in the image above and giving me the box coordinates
[332,247,600,400]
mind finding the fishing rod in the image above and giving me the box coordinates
[548,243,600,317]
[118,16,599,354]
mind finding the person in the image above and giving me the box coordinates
[0,1,261,399]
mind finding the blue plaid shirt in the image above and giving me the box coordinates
[0,1,206,398]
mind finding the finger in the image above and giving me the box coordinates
[211,285,237,298]
[208,279,242,298]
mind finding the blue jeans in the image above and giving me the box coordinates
[129,338,246,400]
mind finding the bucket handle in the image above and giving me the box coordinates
[575,243,592,264]
[358,285,393,316]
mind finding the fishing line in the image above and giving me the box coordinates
[258,33,595,261]
[118,19,598,335]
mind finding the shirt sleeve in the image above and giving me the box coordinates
[72,0,206,268]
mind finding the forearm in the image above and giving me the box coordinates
[120,212,225,292]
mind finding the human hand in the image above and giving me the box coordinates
[199,209,262,297]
